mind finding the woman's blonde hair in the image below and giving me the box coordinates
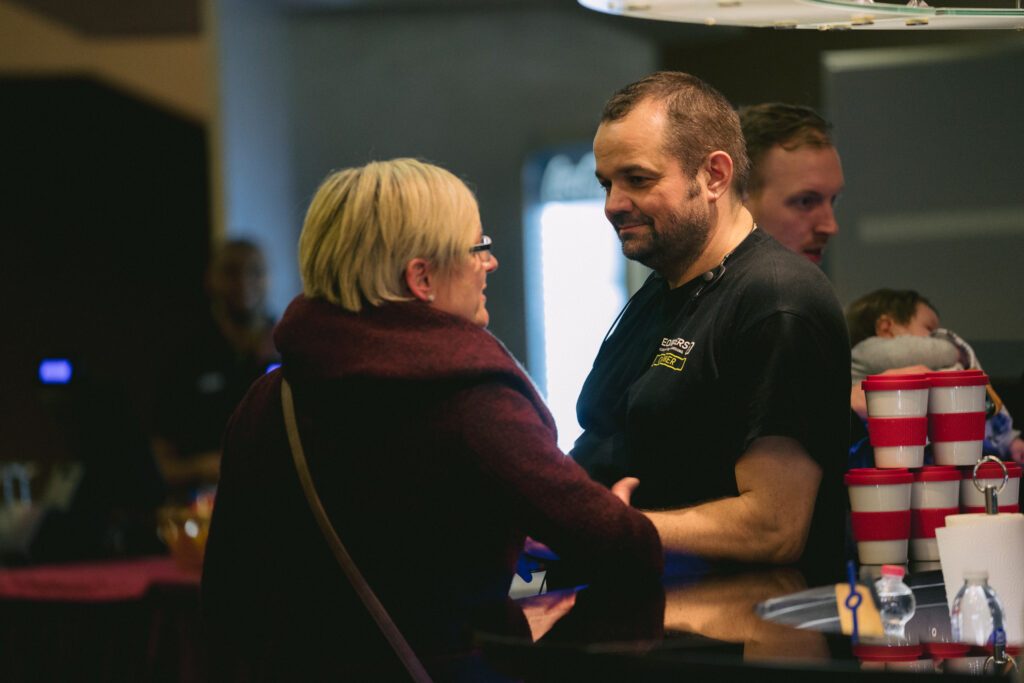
[299,158,480,312]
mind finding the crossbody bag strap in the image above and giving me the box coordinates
[281,378,432,683]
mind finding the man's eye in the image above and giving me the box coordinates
[791,194,821,211]
[627,176,649,187]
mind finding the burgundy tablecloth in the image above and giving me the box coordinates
[0,556,206,682]
[0,555,198,603]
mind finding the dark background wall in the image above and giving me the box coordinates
[0,77,210,463]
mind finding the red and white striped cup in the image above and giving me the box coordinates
[960,460,1021,513]
[910,466,960,561]
[862,374,930,468]
[846,468,913,564]
[927,370,988,466]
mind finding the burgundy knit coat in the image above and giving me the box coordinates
[201,296,662,679]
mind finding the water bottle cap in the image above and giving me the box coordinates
[963,569,989,582]
[880,564,906,577]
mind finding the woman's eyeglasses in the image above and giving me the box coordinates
[469,235,494,264]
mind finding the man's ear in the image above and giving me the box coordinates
[404,258,434,302]
[703,151,734,202]
[875,314,895,338]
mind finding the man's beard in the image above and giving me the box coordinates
[616,193,711,279]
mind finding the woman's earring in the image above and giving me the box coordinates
[427,294,435,302]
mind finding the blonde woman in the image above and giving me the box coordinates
[201,158,662,680]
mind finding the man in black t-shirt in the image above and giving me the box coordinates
[573,72,849,578]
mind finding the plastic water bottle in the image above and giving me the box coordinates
[874,564,916,638]
[951,570,1006,647]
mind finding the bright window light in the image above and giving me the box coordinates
[537,200,625,453]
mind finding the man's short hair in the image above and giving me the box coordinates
[298,158,479,313]
[210,238,264,272]
[738,103,834,196]
[601,71,750,193]
[845,288,938,348]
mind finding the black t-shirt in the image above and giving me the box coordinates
[572,230,850,580]
[154,313,277,459]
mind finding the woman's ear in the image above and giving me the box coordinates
[875,314,894,338]
[404,258,434,302]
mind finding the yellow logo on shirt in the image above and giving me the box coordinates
[651,352,687,371]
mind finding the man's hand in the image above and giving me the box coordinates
[519,588,579,642]
[611,477,640,506]
[642,437,821,564]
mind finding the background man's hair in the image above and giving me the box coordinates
[738,102,833,196]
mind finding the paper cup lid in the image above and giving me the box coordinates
[923,643,971,657]
[926,370,988,387]
[973,644,1023,655]
[913,466,961,483]
[845,468,914,486]
[853,643,924,661]
[862,374,930,391]
[963,461,1022,479]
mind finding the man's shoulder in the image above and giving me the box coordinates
[736,231,833,288]
[725,235,839,312]
[708,234,846,349]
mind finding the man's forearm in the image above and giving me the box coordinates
[642,437,821,564]
[644,495,803,564]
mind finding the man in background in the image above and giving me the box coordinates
[739,103,844,266]
[151,239,278,499]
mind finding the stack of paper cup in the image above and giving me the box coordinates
[845,468,913,564]
[862,375,930,468]
[927,370,988,466]
[960,461,1021,514]
[910,466,960,561]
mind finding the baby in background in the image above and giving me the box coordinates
[846,288,1023,463]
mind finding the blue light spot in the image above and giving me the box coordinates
[39,358,73,384]
[265,362,281,374]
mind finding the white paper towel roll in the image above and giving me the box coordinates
[935,513,1024,644]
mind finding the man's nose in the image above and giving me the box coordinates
[816,205,839,236]
[604,185,633,218]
